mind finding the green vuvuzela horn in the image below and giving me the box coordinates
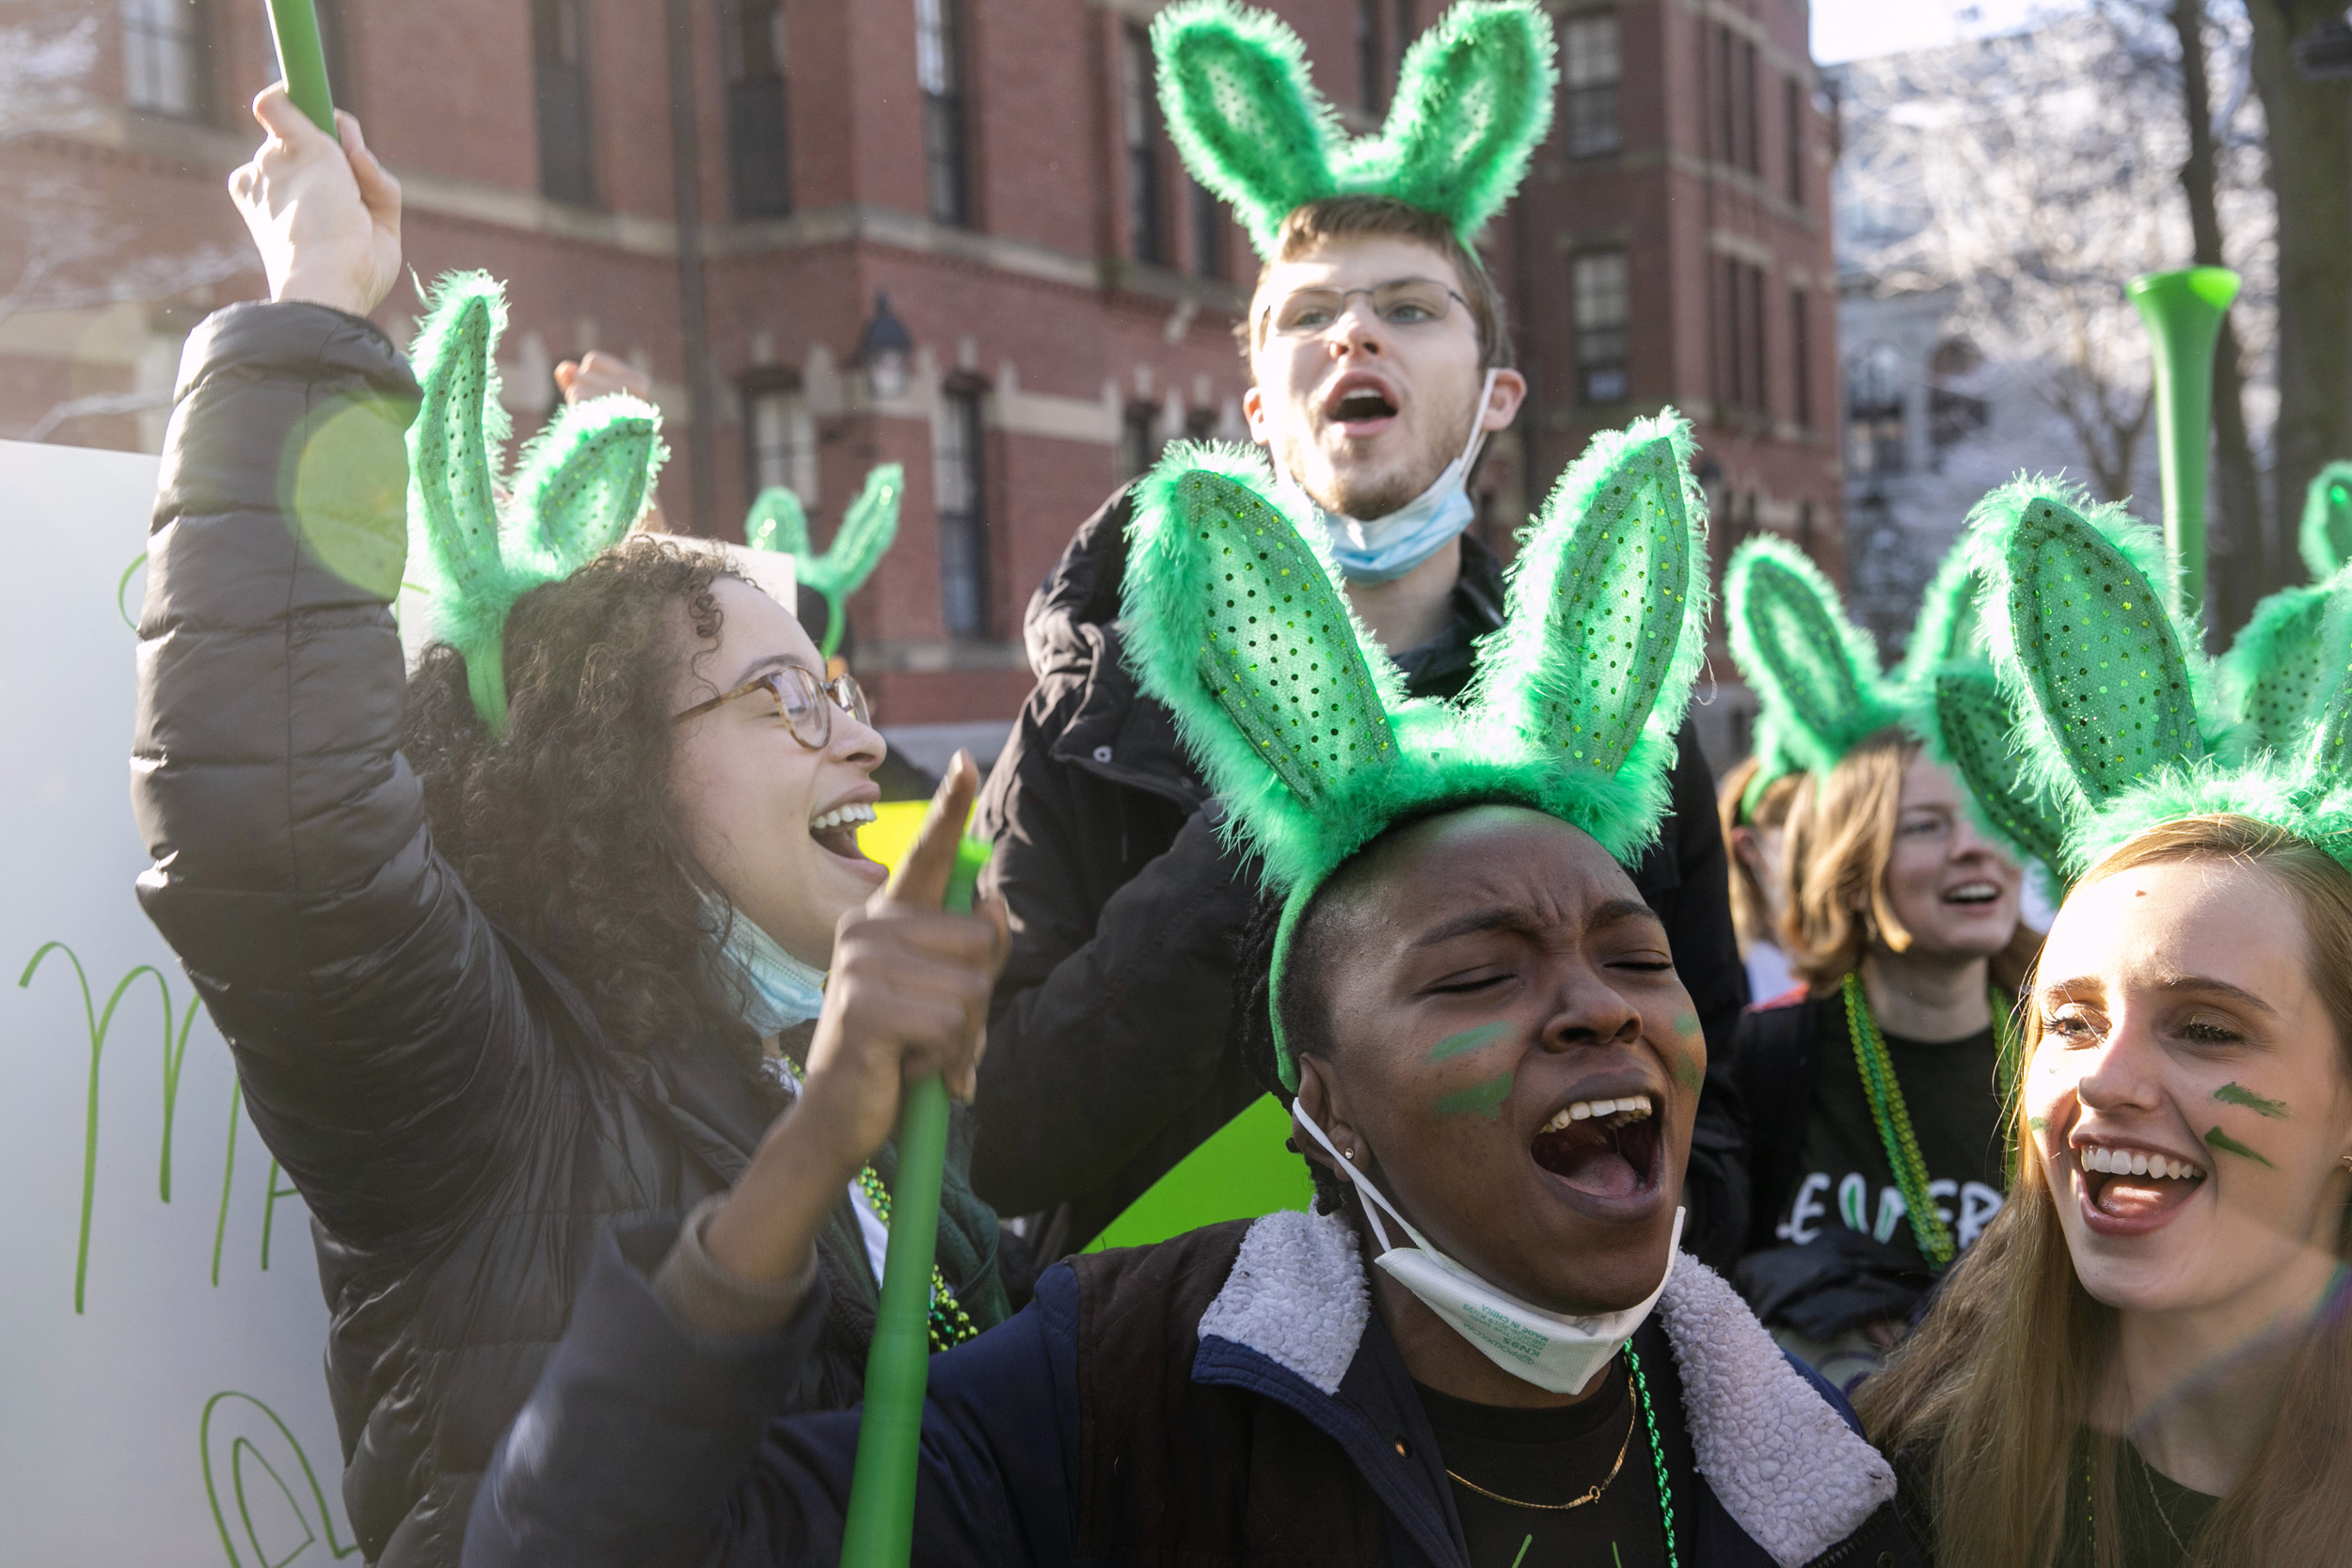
[2126,266,2239,623]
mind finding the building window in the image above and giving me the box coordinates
[1185,404,1221,442]
[1929,336,1990,455]
[1561,14,1620,158]
[1120,403,1167,482]
[744,383,816,507]
[915,0,968,226]
[1740,39,1760,177]
[1120,24,1164,265]
[1847,342,1907,477]
[1784,76,1804,206]
[936,388,988,638]
[1790,287,1811,427]
[1572,252,1629,404]
[532,0,595,207]
[122,0,208,119]
[1358,0,1384,113]
[722,0,791,218]
[1719,259,1767,415]
[1190,177,1227,281]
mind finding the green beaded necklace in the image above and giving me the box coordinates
[852,1163,980,1354]
[1625,1348,1679,1568]
[1840,973,2016,1269]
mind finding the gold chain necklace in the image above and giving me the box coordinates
[1443,1386,1635,1513]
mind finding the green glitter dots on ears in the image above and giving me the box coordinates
[2213,1082,2287,1118]
[2203,1126,2275,1168]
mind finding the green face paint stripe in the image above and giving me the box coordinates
[2203,1125,2276,1168]
[1433,1069,1516,1119]
[2028,1115,2048,1132]
[1674,1053,1704,1093]
[1425,1022,1512,1062]
[2214,1082,2288,1118]
[1673,1012,1699,1036]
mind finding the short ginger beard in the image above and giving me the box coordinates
[1270,375,1483,521]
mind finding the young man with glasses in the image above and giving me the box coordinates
[971,194,1752,1261]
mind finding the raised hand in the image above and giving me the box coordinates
[704,753,1009,1285]
[228,84,402,318]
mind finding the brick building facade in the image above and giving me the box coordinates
[3,0,1835,764]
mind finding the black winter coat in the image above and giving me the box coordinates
[131,302,1015,1567]
[971,485,1754,1255]
[466,1210,1918,1568]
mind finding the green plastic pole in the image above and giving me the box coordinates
[263,0,336,135]
[2125,266,2239,624]
[837,835,991,1568]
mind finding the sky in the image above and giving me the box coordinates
[1811,0,2090,65]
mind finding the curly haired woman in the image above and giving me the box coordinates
[130,87,1018,1567]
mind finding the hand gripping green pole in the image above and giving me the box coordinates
[2126,266,2240,623]
[837,835,992,1568]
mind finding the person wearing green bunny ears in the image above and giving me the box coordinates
[131,86,1021,1568]
[1858,483,2352,1568]
[461,411,1915,1568]
[970,0,1749,1261]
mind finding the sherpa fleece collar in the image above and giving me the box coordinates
[1195,1208,1897,1568]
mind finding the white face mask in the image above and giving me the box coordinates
[1292,1101,1681,1395]
[1274,369,1500,585]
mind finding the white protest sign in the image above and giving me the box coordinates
[0,438,357,1563]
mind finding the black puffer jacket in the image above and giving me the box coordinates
[131,302,1016,1567]
[972,486,1753,1258]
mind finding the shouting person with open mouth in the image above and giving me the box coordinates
[131,82,1019,1568]
[461,347,1914,1566]
[1861,484,2352,1568]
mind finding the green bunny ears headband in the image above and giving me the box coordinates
[1152,0,1556,257]
[743,465,904,659]
[1122,411,1709,1089]
[405,272,668,735]
[1963,481,2352,879]
[1726,527,2074,878]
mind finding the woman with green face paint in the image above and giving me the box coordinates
[1858,484,2352,1567]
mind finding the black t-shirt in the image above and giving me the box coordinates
[1770,999,2010,1269]
[1416,1322,1699,1567]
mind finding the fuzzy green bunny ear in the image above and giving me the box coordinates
[1897,536,1991,692]
[1978,483,2209,810]
[1921,663,2071,876]
[1358,1,1556,244]
[513,394,665,573]
[406,271,530,732]
[1725,534,1903,778]
[1152,1,1339,257]
[1463,411,1707,858]
[1121,441,1402,893]
[2300,461,2352,584]
[2219,581,2331,753]
[800,465,904,603]
[744,485,811,560]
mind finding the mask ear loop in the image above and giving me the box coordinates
[1288,1100,1421,1255]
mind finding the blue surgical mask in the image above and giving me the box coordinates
[705,895,828,1037]
[1276,369,1498,585]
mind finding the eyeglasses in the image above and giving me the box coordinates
[673,664,870,751]
[1261,277,1470,339]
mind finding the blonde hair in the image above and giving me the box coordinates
[1718,753,1801,956]
[1778,727,2037,993]
[1859,815,2352,1568]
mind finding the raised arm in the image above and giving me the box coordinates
[132,88,524,1238]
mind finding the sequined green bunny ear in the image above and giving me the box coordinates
[1898,536,1992,691]
[405,271,665,735]
[1462,411,1708,862]
[2219,578,2333,753]
[744,465,903,658]
[1120,441,1403,895]
[1919,664,2072,876]
[2299,461,2352,583]
[1725,534,1905,782]
[1153,0,1553,256]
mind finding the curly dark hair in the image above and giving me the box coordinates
[402,537,758,1065]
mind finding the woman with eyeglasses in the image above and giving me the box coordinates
[128,89,1019,1568]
